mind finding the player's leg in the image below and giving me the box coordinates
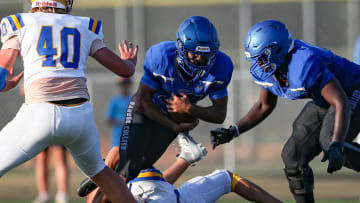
[178,169,280,203]
[229,171,282,203]
[62,102,136,203]
[0,103,52,178]
[53,145,70,203]
[33,149,51,203]
[116,111,177,181]
[90,166,136,203]
[281,101,326,203]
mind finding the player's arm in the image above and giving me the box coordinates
[321,78,350,143]
[93,40,137,78]
[168,94,227,123]
[235,88,277,133]
[320,77,350,173]
[136,83,198,133]
[190,96,227,123]
[0,41,23,92]
[210,88,277,149]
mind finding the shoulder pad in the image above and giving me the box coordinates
[88,18,102,34]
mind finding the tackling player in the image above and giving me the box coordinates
[87,134,282,203]
[210,19,360,203]
[0,0,138,202]
[77,15,234,196]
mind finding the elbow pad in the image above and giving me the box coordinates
[0,66,9,91]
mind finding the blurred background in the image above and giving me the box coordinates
[0,0,360,202]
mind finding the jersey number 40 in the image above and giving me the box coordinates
[37,26,80,69]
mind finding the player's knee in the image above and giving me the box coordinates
[213,169,229,177]
[212,169,241,193]
[284,166,314,195]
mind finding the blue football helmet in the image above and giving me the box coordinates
[244,20,293,79]
[176,16,219,83]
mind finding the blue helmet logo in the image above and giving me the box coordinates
[244,20,293,79]
[176,16,220,83]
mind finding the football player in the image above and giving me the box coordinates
[87,134,282,203]
[0,0,138,202]
[77,15,234,197]
[210,19,360,203]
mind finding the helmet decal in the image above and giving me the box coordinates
[30,0,73,11]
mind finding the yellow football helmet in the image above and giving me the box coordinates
[30,0,74,12]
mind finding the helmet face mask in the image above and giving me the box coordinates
[244,20,293,79]
[176,16,219,83]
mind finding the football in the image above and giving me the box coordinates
[168,112,197,123]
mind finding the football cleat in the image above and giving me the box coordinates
[177,133,207,164]
[76,177,98,197]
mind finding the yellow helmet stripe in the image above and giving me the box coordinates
[136,171,164,178]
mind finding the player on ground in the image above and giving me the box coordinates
[0,0,138,202]
[210,19,360,203]
[77,15,234,197]
[87,134,282,203]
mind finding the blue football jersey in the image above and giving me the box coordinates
[250,40,360,106]
[140,41,234,113]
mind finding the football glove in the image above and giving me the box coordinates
[321,141,344,174]
[210,125,240,150]
[177,133,207,164]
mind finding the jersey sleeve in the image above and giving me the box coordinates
[1,14,25,43]
[302,55,334,95]
[87,18,104,40]
[140,47,162,90]
[209,54,234,100]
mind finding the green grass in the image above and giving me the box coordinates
[1,151,359,203]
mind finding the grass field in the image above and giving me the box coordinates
[0,143,359,203]
[1,166,359,203]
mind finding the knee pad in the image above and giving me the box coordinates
[284,166,314,195]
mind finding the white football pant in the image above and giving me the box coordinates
[0,102,105,177]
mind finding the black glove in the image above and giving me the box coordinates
[210,125,239,150]
[321,141,344,174]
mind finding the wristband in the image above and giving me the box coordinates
[0,66,9,91]
[232,125,240,137]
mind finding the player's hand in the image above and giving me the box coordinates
[321,141,344,174]
[1,71,23,92]
[119,40,139,66]
[166,93,192,114]
[210,125,240,150]
[173,120,199,133]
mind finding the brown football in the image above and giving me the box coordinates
[168,112,197,123]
